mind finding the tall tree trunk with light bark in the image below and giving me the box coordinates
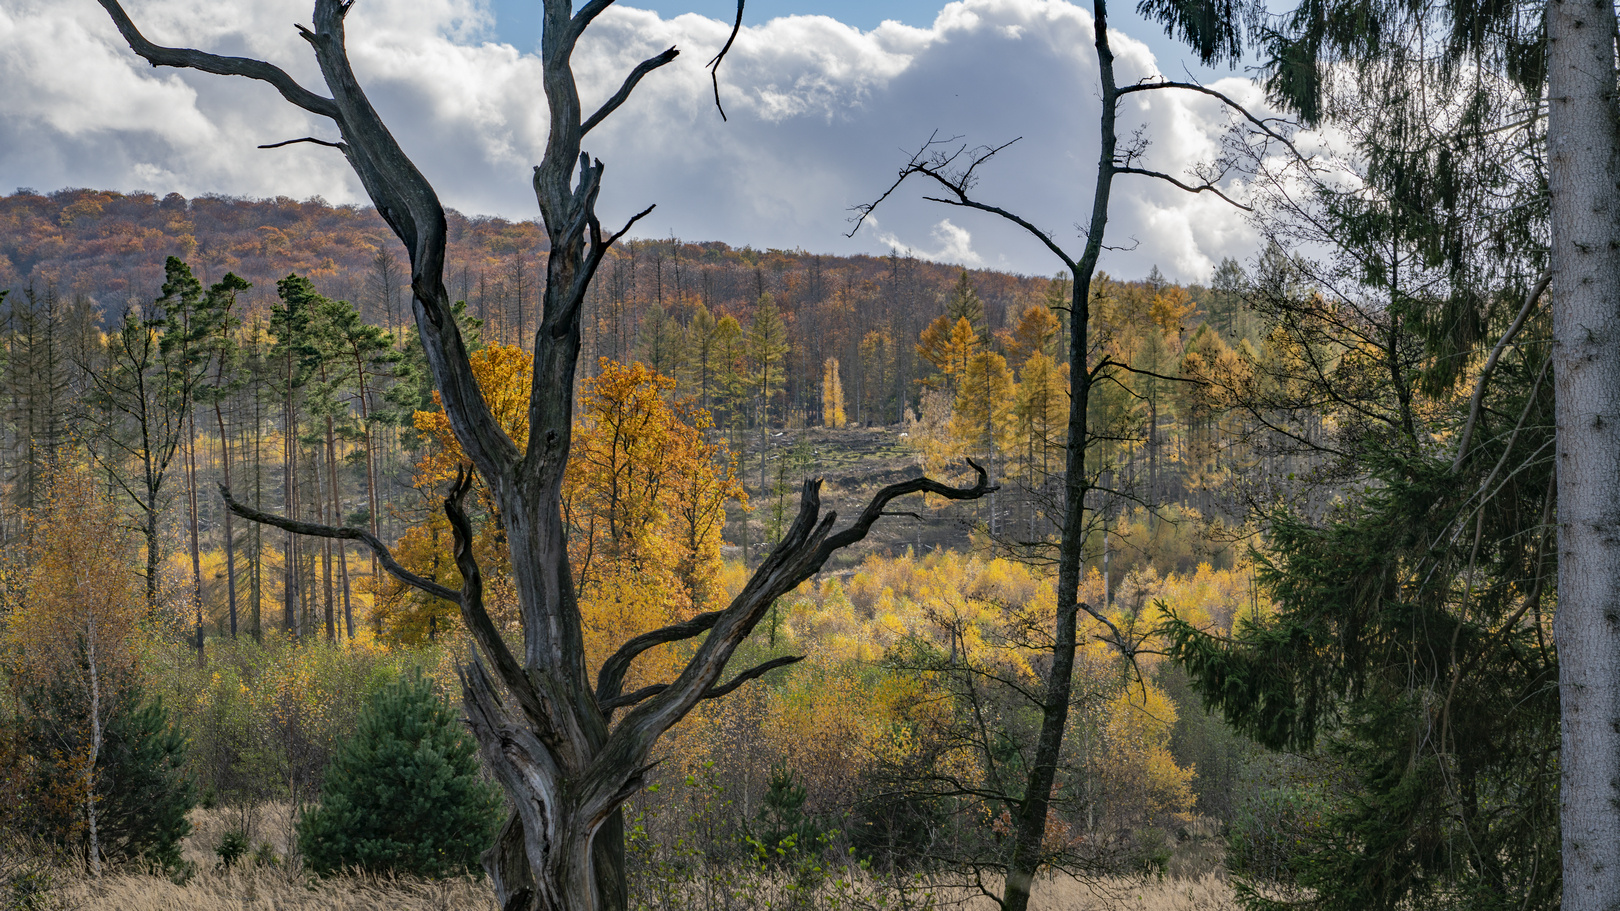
[1548,1,1620,907]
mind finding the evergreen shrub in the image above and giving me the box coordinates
[17,682,193,873]
[296,671,501,877]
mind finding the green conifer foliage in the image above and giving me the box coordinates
[18,682,194,873]
[297,672,501,878]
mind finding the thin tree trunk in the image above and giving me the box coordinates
[84,612,103,878]
[1001,0,1115,904]
[187,408,205,662]
[251,368,264,642]
[1548,0,1620,907]
[217,387,238,638]
[356,367,381,591]
[326,414,353,638]
[284,365,298,637]
[316,445,335,643]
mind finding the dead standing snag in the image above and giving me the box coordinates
[98,1,989,907]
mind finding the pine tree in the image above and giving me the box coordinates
[18,683,194,873]
[746,294,790,490]
[944,270,986,335]
[82,257,232,621]
[297,672,502,878]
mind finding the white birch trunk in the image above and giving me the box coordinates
[84,613,102,878]
[1548,1,1620,908]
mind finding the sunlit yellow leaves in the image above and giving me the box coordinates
[6,466,146,687]
[388,354,742,654]
[413,344,533,489]
[1095,681,1197,829]
[567,359,745,613]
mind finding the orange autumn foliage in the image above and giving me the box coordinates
[2,467,147,841]
[378,352,743,681]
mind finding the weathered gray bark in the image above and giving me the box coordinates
[98,3,991,909]
[1547,0,1620,907]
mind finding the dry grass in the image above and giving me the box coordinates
[1024,873,1237,911]
[32,806,1240,911]
[44,869,1239,911]
[39,805,497,911]
[54,867,494,911]
[179,803,300,870]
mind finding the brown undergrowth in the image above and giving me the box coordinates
[27,807,1240,911]
[45,871,1238,911]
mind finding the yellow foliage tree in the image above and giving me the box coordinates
[951,351,1015,510]
[999,303,1061,370]
[381,353,744,659]
[821,357,847,428]
[917,315,981,393]
[1012,351,1069,486]
[370,344,532,643]
[4,467,146,874]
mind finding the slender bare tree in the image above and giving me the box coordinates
[92,2,988,908]
[850,0,1296,905]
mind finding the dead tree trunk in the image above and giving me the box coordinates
[97,3,993,909]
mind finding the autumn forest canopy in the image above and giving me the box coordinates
[0,0,1612,907]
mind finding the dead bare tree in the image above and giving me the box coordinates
[849,0,1298,905]
[93,2,989,909]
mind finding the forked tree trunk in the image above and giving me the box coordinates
[106,4,991,910]
[1547,1,1620,907]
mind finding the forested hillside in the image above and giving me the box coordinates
[0,185,1302,898]
[0,187,1281,630]
[0,0,1581,896]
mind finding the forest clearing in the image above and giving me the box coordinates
[0,0,1606,908]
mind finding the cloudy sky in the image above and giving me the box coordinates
[0,0,1276,281]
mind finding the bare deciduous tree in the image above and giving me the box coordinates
[850,0,1296,905]
[92,2,989,909]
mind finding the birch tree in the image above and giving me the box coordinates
[6,468,144,875]
[1545,2,1620,904]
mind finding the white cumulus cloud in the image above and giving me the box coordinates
[0,0,1277,282]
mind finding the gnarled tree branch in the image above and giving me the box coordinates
[583,48,679,136]
[442,468,555,734]
[601,655,805,713]
[597,609,723,705]
[95,0,340,118]
[220,484,459,602]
